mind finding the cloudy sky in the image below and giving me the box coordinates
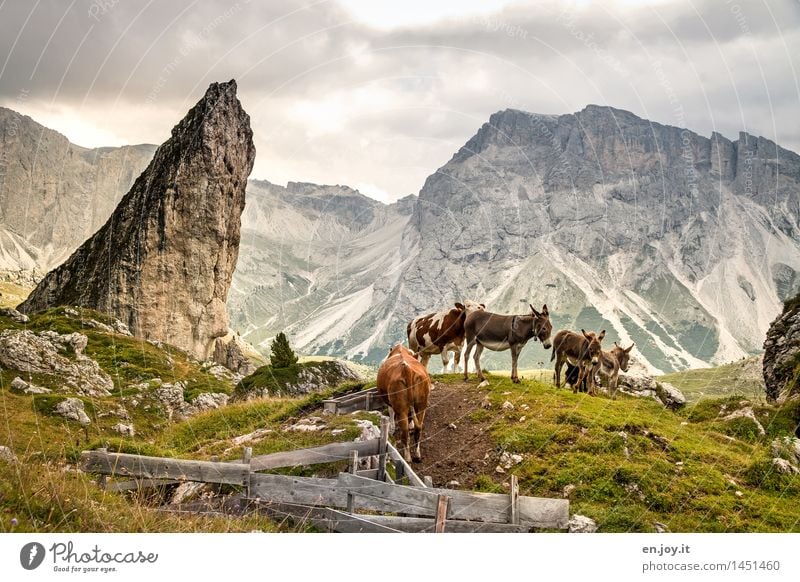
[1,0,798,202]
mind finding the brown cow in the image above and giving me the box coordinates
[463,304,553,383]
[376,344,431,463]
[407,301,485,373]
[551,329,606,395]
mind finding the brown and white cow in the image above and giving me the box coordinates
[552,329,606,395]
[376,344,431,463]
[407,301,485,373]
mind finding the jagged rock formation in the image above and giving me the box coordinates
[0,107,155,272]
[19,80,255,361]
[763,294,800,402]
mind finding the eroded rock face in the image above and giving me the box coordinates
[55,398,91,425]
[763,297,800,403]
[213,331,262,376]
[0,329,112,396]
[18,80,255,362]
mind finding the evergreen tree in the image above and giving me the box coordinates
[270,332,298,368]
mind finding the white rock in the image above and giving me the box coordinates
[568,515,598,533]
[0,445,17,463]
[0,307,29,323]
[562,484,576,498]
[111,423,135,436]
[10,376,51,394]
[499,451,523,469]
[477,380,490,388]
[771,458,800,474]
[501,400,514,410]
[447,480,460,488]
[721,407,765,436]
[54,398,91,425]
[495,465,506,474]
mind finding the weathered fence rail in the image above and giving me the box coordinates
[322,387,381,415]
[80,416,570,532]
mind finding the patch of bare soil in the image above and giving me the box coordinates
[414,380,497,488]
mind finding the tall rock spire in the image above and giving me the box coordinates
[19,80,256,361]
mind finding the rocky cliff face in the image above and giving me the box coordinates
[387,106,800,372]
[0,107,156,273]
[763,295,800,402]
[19,80,255,361]
[228,179,415,360]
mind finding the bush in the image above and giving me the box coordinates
[270,332,298,368]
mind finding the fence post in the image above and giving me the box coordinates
[423,475,433,488]
[242,447,252,500]
[434,495,450,533]
[509,474,519,525]
[377,417,389,482]
[347,450,358,513]
[96,448,108,490]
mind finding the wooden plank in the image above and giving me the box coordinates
[81,451,249,486]
[257,502,401,533]
[386,443,426,487]
[347,450,358,513]
[363,515,531,533]
[250,474,347,508]
[249,439,380,471]
[423,476,433,488]
[106,478,181,492]
[322,399,338,415]
[377,417,389,482]
[435,494,450,533]
[338,472,443,516]
[518,495,570,529]
[510,474,519,525]
[355,468,379,480]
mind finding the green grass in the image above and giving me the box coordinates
[460,372,799,532]
[234,361,362,398]
[0,281,31,308]
[658,357,766,403]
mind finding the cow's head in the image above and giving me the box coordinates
[612,342,634,372]
[463,300,486,313]
[582,329,605,364]
[530,304,553,349]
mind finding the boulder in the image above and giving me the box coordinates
[54,398,91,425]
[0,306,29,323]
[721,407,766,437]
[111,423,135,436]
[568,514,598,533]
[0,329,112,396]
[0,445,17,463]
[18,80,256,363]
[10,376,51,394]
[771,458,799,474]
[354,419,381,469]
[213,331,263,376]
[763,296,800,402]
[618,374,686,409]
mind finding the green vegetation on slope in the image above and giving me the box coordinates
[436,373,799,532]
[659,357,766,403]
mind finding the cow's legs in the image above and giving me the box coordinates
[453,347,461,373]
[463,338,476,381]
[474,343,486,382]
[411,407,426,463]
[510,343,522,383]
[395,408,412,462]
[420,353,432,369]
[441,350,450,373]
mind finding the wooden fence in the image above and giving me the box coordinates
[81,417,569,532]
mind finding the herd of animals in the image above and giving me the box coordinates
[376,301,635,463]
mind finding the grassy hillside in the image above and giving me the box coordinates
[659,356,766,403]
[450,374,798,532]
[0,280,31,308]
[2,307,798,532]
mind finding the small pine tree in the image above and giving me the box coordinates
[270,331,298,368]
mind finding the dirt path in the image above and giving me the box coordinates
[412,380,498,488]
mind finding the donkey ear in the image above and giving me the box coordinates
[581,329,589,338]
[598,330,606,341]
[480,303,486,309]
[541,304,548,315]
[625,343,634,353]
[614,341,619,347]
[530,304,539,316]
[455,302,465,310]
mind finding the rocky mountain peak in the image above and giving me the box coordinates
[19,79,255,361]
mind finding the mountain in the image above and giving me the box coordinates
[0,107,156,273]
[228,179,416,361]
[232,106,800,373]
[19,80,255,362]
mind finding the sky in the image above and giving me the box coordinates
[1,0,798,203]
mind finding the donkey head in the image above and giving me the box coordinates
[612,342,635,372]
[530,304,553,349]
[581,329,606,364]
